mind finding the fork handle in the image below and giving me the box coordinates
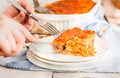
[7,0,28,14]
[7,0,39,22]
[33,0,40,7]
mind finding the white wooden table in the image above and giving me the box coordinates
[0,66,120,78]
[0,0,120,78]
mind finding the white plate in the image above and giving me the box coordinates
[111,24,120,33]
[27,51,110,71]
[29,36,109,63]
[28,51,109,66]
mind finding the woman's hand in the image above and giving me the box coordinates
[3,0,33,30]
[0,15,38,57]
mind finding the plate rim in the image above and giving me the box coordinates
[28,51,109,66]
[26,51,109,71]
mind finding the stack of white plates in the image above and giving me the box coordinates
[27,36,110,71]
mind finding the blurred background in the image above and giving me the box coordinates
[0,0,8,13]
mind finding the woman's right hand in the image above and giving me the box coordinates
[0,15,38,57]
[4,0,33,30]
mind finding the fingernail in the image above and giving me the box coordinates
[28,34,39,44]
[33,38,39,44]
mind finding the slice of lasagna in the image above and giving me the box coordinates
[52,27,95,57]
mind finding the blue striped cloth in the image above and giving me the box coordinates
[0,49,36,70]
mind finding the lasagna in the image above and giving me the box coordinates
[52,27,95,57]
[45,0,96,14]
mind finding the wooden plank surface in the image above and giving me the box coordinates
[53,72,120,78]
[0,66,120,78]
[0,66,53,78]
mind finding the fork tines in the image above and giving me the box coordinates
[33,0,54,14]
[41,23,60,37]
[35,7,54,14]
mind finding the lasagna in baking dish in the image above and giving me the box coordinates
[52,27,95,57]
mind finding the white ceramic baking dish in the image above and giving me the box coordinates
[34,0,101,31]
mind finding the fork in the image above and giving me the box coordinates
[40,23,60,37]
[7,0,60,37]
[33,0,54,14]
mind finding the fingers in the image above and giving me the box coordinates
[0,52,4,56]
[14,12,34,28]
[24,18,34,30]
[11,29,25,56]
[0,16,38,57]
[7,31,17,52]
[11,17,38,43]
[19,0,32,13]
[10,25,37,56]
[13,11,26,23]
[13,11,33,27]
[3,6,19,18]
[18,25,38,43]
[0,31,17,57]
[4,0,32,26]
[0,38,11,56]
[19,0,33,26]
